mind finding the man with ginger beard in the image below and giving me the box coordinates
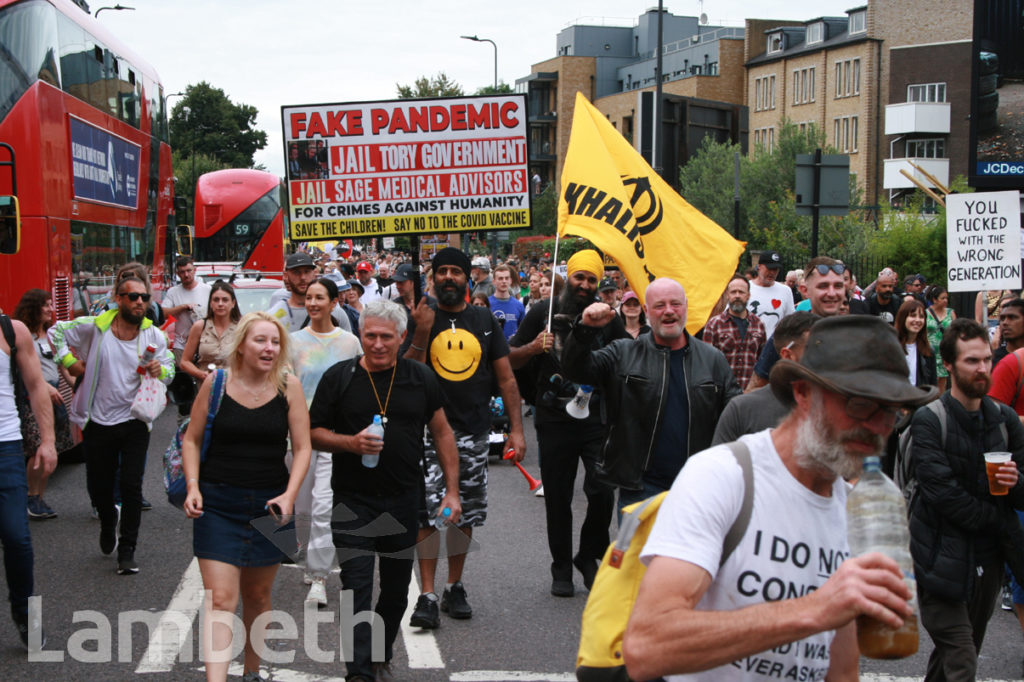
[510,249,627,597]
[622,316,936,681]
[909,317,1024,681]
[703,275,766,388]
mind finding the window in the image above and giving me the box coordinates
[907,82,947,102]
[834,115,859,152]
[849,10,866,34]
[792,67,816,105]
[754,75,775,111]
[906,138,946,158]
[806,22,824,45]
[0,0,62,122]
[767,32,784,54]
[834,58,861,98]
[754,127,775,150]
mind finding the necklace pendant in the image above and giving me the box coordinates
[380,414,388,427]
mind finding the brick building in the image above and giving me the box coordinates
[743,1,972,206]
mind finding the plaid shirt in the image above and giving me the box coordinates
[702,309,767,388]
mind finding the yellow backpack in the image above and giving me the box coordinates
[575,441,754,681]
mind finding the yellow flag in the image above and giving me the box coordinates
[558,92,746,333]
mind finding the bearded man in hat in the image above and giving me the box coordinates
[509,249,627,597]
[623,315,936,681]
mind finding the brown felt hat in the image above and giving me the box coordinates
[770,316,939,408]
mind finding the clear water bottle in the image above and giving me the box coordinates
[361,415,384,469]
[846,455,919,659]
[566,384,593,419]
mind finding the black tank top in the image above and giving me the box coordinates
[201,392,290,489]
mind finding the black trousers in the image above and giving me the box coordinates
[536,422,614,581]
[920,556,1003,682]
[84,420,149,550]
[332,488,419,678]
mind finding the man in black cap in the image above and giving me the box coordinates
[597,277,619,309]
[267,253,351,333]
[625,315,934,681]
[404,247,526,628]
[747,250,793,339]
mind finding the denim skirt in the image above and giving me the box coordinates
[193,481,294,567]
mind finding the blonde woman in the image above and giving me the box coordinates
[182,312,310,682]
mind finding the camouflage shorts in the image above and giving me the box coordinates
[422,430,489,529]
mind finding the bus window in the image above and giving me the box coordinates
[0,0,61,122]
[176,224,193,256]
[0,195,20,254]
[71,220,156,278]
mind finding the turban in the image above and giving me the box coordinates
[431,247,472,279]
[566,250,603,279]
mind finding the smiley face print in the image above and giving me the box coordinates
[430,327,482,382]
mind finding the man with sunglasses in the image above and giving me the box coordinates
[909,318,1024,681]
[746,257,847,391]
[623,316,935,681]
[50,276,174,576]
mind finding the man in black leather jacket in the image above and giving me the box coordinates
[910,317,1024,681]
[562,278,741,509]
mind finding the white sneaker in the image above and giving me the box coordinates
[305,577,327,608]
[534,484,545,497]
[303,572,313,585]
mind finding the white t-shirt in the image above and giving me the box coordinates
[164,282,211,350]
[91,336,143,425]
[641,429,850,682]
[905,343,918,386]
[360,280,383,305]
[746,282,794,339]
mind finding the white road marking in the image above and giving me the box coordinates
[136,557,204,673]
[401,575,445,669]
[197,663,346,681]
[450,673,575,681]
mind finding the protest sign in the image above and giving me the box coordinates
[946,191,1022,292]
[281,95,530,241]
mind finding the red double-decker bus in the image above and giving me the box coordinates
[0,0,176,318]
[192,168,284,273]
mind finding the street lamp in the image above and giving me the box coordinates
[94,4,135,16]
[461,35,497,89]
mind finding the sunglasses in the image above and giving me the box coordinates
[121,292,151,302]
[813,263,846,277]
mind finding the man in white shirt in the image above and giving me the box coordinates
[161,257,210,419]
[356,261,383,304]
[746,251,793,339]
[624,316,935,681]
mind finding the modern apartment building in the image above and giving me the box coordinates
[516,8,747,190]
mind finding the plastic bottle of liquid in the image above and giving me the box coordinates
[846,455,919,659]
[137,344,156,374]
[361,415,384,469]
[566,385,594,419]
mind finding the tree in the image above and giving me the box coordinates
[396,72,465,99]
[171,150,231,225]
[169,82,268,169]
[474,83,513,95]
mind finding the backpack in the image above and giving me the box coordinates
[895,398,1009,509]
[575,441,754,682]
[163,368,227,508]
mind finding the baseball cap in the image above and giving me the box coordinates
[471,256,490,271]
[336,279,351,292]
[285,252,315,270]
[759,250,783,269]
[599,277,617,292]
[356,261,373,273]
[391,264,415,282]
[347,278,365,294]
[621,291,639,304]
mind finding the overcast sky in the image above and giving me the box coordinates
[94,0,859,177]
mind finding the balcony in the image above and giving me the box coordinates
[884,102,951,135]
[883,157,950,189]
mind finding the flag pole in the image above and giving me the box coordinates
[546,229,561,333]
